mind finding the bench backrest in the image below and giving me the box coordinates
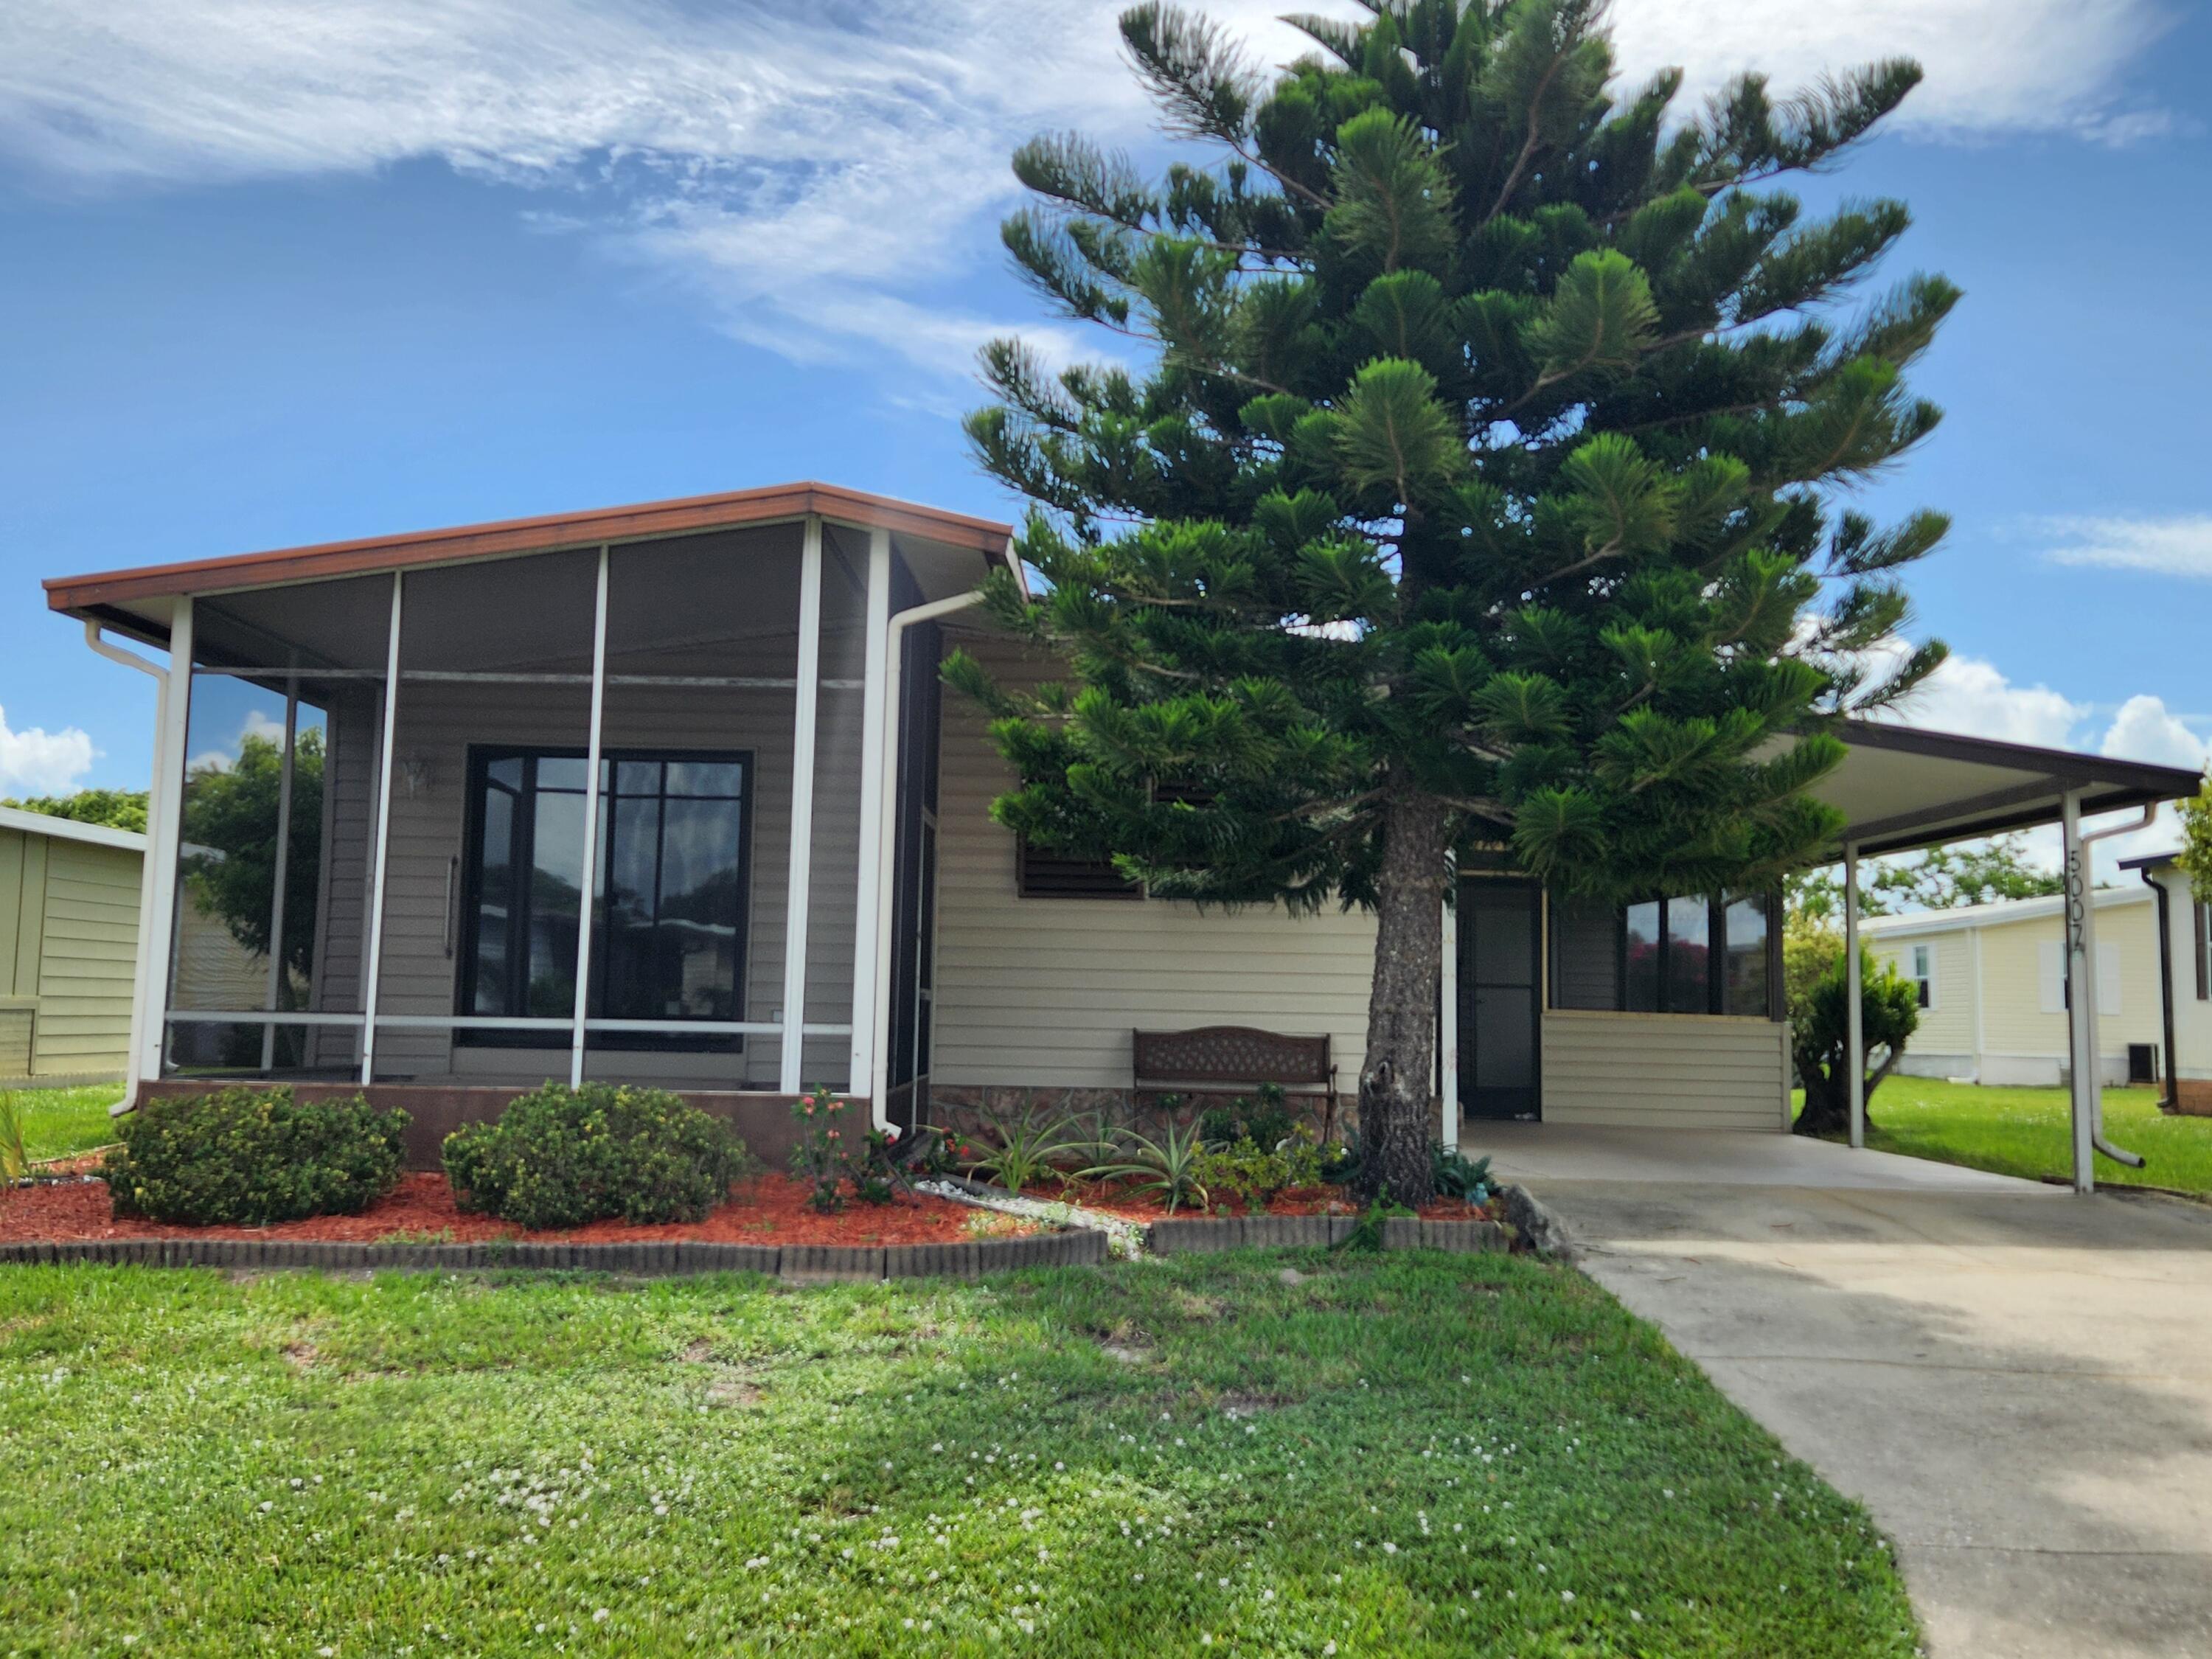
[1133,1026,1333,1090]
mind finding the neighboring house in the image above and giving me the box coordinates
[1860,888,2163,1089]
[2123,850,2212,1115]
[0,804,142,1084]
[41,483,2203,1162]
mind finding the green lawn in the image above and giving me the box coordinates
[1852,1076,2212,1195]
[0,1253,1917,1656]
[8,1082,126,1163]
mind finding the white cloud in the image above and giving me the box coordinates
[1873,650,2087,747]
[2039,513,2212,580]
[0,1,2176,378]
[0,706,97,797]
[1607,0,2176,142]
[2101,693,2211,771]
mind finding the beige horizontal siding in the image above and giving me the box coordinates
[1542,1010,1787,1130]
[931,635,1377,1094]
[34,838,139,1074]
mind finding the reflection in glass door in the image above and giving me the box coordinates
[1458,879,1542,1121]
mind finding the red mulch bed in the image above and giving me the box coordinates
[0,1172,1016,1248]
[1020,1178,1492,1224]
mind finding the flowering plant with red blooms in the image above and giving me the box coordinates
[789,1087,852,1213]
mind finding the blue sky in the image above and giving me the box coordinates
[0,0,2206,868]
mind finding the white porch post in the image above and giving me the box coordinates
[1844,839,1865,1150]
[779,515,825,1096]
[2062,789,2096,1193]
[358,574,405,1086]
[260,679,299,1072]
[849,526,893,1116]
[138,599,195,1090]
[568,546,612,1088]
[1439,886,1459,1150]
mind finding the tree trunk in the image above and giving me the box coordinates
[1356,787,1452,1207]
[1791,1042,1896,1137]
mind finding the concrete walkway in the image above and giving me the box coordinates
[1484,1129,2212,1658]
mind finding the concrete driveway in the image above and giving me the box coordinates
[1478,1125,2212,1659]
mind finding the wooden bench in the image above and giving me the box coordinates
[1132,1026,1339,1137]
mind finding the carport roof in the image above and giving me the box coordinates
[1817,722,2200,857]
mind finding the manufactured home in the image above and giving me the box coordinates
[43,484,2202,1167]
[1862,886,2164,1090]
[0,805,142,1085]
[2124,850,2212,1115]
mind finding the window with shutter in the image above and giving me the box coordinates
[1015,836,1141,900]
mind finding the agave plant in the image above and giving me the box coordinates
[963,1105,1099,1194]
[1083,1120,1211,1216]
[0,1091,27,1183]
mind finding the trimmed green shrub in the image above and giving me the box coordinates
[443,1082,751,1231]
[1196,1082,1303,1151]
[102,1087,407,1226]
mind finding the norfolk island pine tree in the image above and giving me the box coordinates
[947,0,1956,1205]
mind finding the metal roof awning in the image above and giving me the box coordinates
[43,480,1020,647]
[1815,722,2202,858]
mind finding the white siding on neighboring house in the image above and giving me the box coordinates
[1867,888,2160,1088]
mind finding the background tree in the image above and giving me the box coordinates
[4,788,149,833]
[1787,832,2063,921]
[2177,772,2212,903]
[1790,936,1919,1137]
[179,729,324,998]
[954,0,1955,1202]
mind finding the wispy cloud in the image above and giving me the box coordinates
[2039,512,2212,580]
[0,1,2179,380]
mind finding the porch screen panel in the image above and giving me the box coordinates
[588,523,804,1091]
[166,576,394,1078]
[395,549,599,1081]
[792,521,873,1096]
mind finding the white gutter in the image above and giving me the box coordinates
[867,591,984,1124]
[82,619,173,1114]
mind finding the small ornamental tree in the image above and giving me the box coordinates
[1790,943,1920,1138]
[953,0,1955,1203]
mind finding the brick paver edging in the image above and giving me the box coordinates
[1147,1214,1509,1254]
[0,1227,1105,1281]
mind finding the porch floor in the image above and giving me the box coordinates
[1463,1120,2049,1194]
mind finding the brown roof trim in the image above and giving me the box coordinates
[45,481,1014,613]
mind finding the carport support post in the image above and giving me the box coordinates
[2062,789,2096,1194]
[1844,839,1865,1150]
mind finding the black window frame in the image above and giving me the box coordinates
[455,744,754,1051]
[1551,890,1782,1020]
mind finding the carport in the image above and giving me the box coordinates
[1806,722,2199,1192]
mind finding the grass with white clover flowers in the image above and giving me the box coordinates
[0,1251,1918,1657]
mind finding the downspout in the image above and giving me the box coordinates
[83,620,169,1116]
[868,591,983,1125]
[2143,864,2180,1113]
